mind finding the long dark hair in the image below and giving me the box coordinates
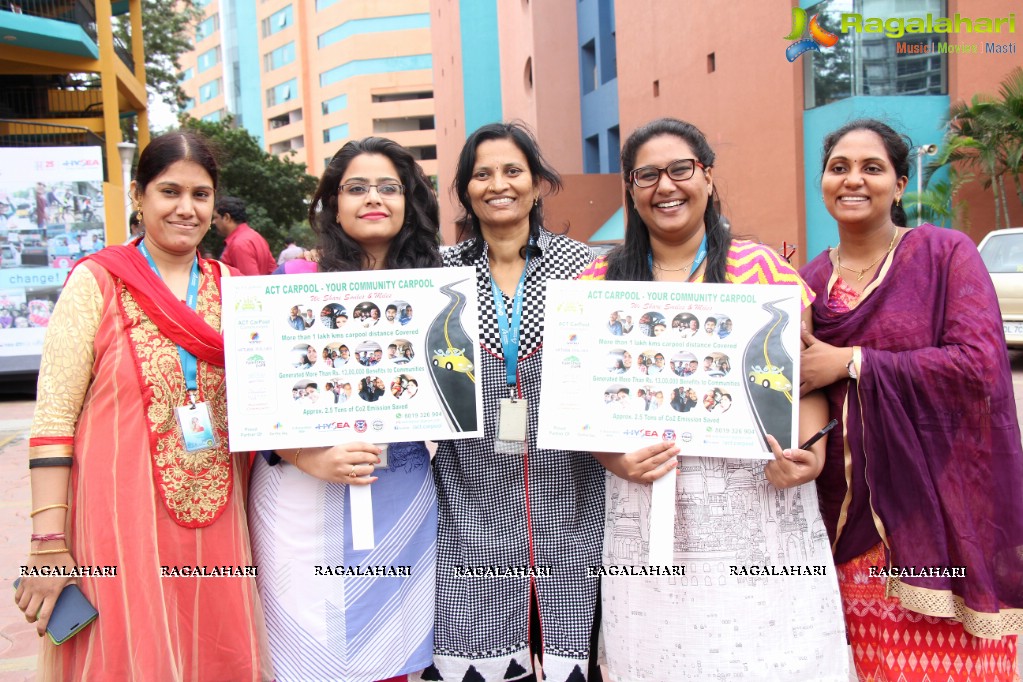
[604,118,729,283]
[452,122,561,263]
[310,137,441,272]
[135,131,219,193]
[820,118,910,227]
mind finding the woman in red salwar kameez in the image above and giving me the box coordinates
[15,131,271,681]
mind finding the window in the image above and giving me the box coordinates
[803,0,947,109]
[180,67,195,82]
[323,123,350,143]
[583,134,599,173]
[315,0,339,11]
[199,79,221,103]
[372,116,434,134]
[322,94,348,114]
[407,145,437,161]
[262,5,293,37]
[181,97,196,111]
[580,40,596,94]
[267,79,297,107]
[264,42,296,71]
[196,15,219,42]
[316,14,430,49]
[371,91,432,103]
[197,47,220,73]
[202,110,222,122]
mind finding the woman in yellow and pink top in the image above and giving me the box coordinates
[580,118,850,681]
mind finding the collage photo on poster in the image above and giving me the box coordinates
[601,309,742,416]
[283,298,422,407]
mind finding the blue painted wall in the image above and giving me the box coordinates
[320,54,433,87]
[577,0,619,173]
[802,95,950,258]
[230,0,264,145]
[459,0,502,133]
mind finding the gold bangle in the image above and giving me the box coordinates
[294,448,304,472]
[30,548,70,555]
[30,503,69,518]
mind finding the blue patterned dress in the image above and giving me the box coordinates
[249,441,437,682]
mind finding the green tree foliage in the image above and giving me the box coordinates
[114,0,204,115]
[180,116,318,257]
[932,67,1023,229]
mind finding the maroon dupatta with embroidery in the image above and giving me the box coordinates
[801,224,1023,638]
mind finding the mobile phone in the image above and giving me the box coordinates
[13,579,98,645]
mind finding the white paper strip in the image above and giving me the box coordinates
[349,484,375,550]
[648,473,676,565]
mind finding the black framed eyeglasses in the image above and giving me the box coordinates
[629,159,706,188]
[338,183,404,197]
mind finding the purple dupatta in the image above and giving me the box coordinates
[801,224,1023,638]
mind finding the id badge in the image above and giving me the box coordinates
[375,444,389,469]
[174,401,218,453]
[495,398,527,455]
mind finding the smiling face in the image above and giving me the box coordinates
[336,153,405,253]
[134,160,214,258]
[822,129,907,231]
[467,138,538,237]
[629,135,712,245]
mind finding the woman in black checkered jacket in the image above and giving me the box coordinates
[416,123,604,682]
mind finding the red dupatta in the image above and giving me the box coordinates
[73,244,225,367]
[801,224,1023,638]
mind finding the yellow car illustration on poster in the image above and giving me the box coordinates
[748,364,792,392]
[433,348,474,373]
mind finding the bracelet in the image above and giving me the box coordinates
[31,532,66,542]
[30,503,69,518]
[294,448,304,472]
[29,456,74,469]
[30,548,70,555]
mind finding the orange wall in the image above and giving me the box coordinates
[428,0,465,243]
[614,0,806,258]
[546,173,623,242]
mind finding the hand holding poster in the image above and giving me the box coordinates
[537,280,801,459]
[222,266,482,451]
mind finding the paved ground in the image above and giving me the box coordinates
[1,352,1022,680]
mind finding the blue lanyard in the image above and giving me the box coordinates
[490,255,529,390]
[137,241,202,392]
[648,233,708,282]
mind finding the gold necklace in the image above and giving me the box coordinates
[836,229,899,282]
[652,260,692,272]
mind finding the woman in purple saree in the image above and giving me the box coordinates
[800,118,1022,681]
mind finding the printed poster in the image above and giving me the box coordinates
[222,266,482,450]
[0,146,106,363]
[537,280,801,459]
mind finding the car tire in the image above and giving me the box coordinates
[445,362,453,371]
[762,380,770,389]
[433,359,439,366]
[748,375,755,383]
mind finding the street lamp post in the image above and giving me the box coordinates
[117,141,136,239]
[914,144,938,226]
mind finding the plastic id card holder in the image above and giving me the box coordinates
[174,401,218,453]
[13,579,98,645]
[495,398,527,455]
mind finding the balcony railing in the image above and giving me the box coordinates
[3,0,135,71]
[0,83,103,120]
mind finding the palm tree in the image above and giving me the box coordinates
[932,67,1023,229]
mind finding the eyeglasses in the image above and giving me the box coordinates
[338,183,404,197]
[629,159,706,188]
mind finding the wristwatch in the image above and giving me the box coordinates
[846,357,858,380]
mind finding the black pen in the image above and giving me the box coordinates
[798,418,838,450]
